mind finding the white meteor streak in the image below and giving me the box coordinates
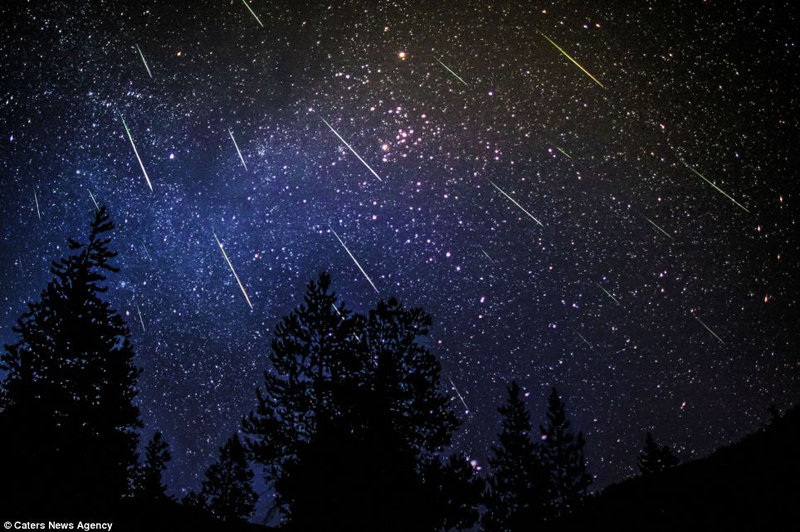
[330,229,379,294]
[119,112,153,191]
[447,375,470,413]
[596,282,621,306]
[321,117,383,182]
[136,44,152,78]
[241,0,264,27]
[487,179,544,227]
[33,187,41,220]
[575,330,593,349]
[214,232,253,309]
[88,189,100,212]
[680,159,750,213]
[136,303,146,332]
[435,57,468,86]
[694,314,725,345]
[228,128,248,171]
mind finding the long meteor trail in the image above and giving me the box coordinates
[694,314,725,345]
[435,57,468,85]
[33,187,41,220]
[88,189,100,212]
[643,214,674,240]
[447,375,470,413]
[596,282,621,305]
[538,31,605,89]
[228,128,248,171]
[241,0,264,27]
[321,117,382,182]
[680,159,750,213]
[136,303,146,332]
[487,179,544,227]
[135,44,152,78]
[575,330,594,349]
[214,232,253,309]
[330,229,379,294]
[119,112,153,191]
[547,139,572,159]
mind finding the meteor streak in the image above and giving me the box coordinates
[693,314,725,345]
[575,330,593,349]
[538,31,606,89]
[435,57,468,86]
[330,229,379,294]
[88,189,100,211]
[33,187,41,220]
[119,112,153,191]
[214,232,253,309]
[321,117,383,182]
[642,214,674,240]
[136,303,146,332]
[142,242,152,260]
[17,254,25,275]
[596,282,621,305]
[680,159,750,213]
[547,139,572,159]
[480,247,493,261]
[447,375,470,413]
[241,0,264,27]
[487,179,544,227]
[228,128,248,171]
[135,44,152,78]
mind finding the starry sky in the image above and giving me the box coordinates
[1,0,798,506]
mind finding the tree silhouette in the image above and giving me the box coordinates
[637,432,679,475]
[0,206,142,515]
[242,273,480,530]
[482,381,550,531]
[135,431,173,501]
[539,387,592,519]
[184,434,257,523]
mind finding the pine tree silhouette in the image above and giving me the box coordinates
[242,273,480,531]
[637,432,679,475]
[136,431,173,501]
[184,434,257,523]
[482,381,550,531]
[539,387,592,519]
[0,206,142,515]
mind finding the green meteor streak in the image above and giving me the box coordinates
[487,179,544,227]
[119,112,153,191]
[241,0,264,27]
[643,214,674,240]
[546,139,572,159]
[596,282,621,305]
[693,314,725,345]
[538,31,606,89]
[435,57,468,86]
[135,44,152,78]
[680,159,750,213]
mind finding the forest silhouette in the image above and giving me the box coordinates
[0,209,796,530]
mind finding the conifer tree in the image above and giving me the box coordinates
[185,435,257,523]
[482,381,550,531]
[0,207,141,514]
[638,432,679,475]
[539,387,592,519]
[136,431,173,501]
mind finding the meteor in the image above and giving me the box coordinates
[538,31,606,89]
[596,282,621,305]
[679,159,750,213]
[135,44,152,78]
[241,0,264,27]
[228,128,248,171]
[33,187,41,220]
[88,189,100,212]
[320,117,383,182]
[119,112,153,191]
[574,330,593,349]
[330,229,379,294]
[447,375,470,414]
[136,303,146,332]
[435,57,468,86]
[642,214,674,240]
[487,179,544,227]
[214,232,253,309]
[547,139,572,159]
[693,314,725,345]
[142,242,152,260]
[17,254,24,275]
[480,247,493,261]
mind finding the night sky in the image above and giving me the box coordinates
[1,0,798,510]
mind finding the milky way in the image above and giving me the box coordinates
[1,0,798,504]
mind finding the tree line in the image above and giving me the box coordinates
[0,208,679,530]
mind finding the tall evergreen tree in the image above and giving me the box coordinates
[136,431,173,501]
[185,435,257,523]
[482,381,550,532]
[0,207,142,514]
[638,432,679,475]
[242,274,480,531]
[539,387,592,519]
